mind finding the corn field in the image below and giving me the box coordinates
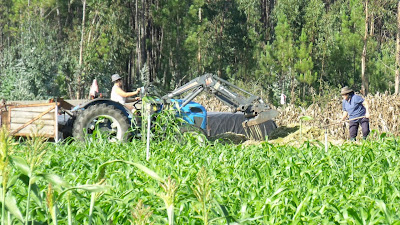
[1,126,400,224]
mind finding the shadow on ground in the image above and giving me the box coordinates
[208,133,248,145]
[268,126,300,140]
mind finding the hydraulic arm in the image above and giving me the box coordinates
[161,73,278,127]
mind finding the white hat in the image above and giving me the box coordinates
[111,74,122,82]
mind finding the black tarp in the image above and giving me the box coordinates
[207,112,277,137]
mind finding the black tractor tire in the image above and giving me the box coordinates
[72,103,131,142]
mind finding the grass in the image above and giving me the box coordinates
[1,129,400,224]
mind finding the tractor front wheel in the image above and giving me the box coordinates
[72,104,131,142]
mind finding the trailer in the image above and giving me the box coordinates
[0,99,76,140]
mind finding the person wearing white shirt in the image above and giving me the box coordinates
[110,74,141,104]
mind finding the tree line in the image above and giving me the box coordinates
[0,0,399,106]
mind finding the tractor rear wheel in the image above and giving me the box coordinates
[72,104,131,142]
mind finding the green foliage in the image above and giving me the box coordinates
[0,19,64,100]
[0,0,399,105]
[369,40,395,93]
[328,0,365,89]
[303,0,325,43]
[274,0,306,39]
[274,13,295,75]
[258,13,295,103]
[295,29,315,86]
[1,135,400,224]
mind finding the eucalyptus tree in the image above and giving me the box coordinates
[54,0,134,99]
[396,0,400,94]
[0,0,66,100]
[152,0,191,89]
[361,0,396,94]
[0,0,13,52]
[184,0,208,79]
[361,0,369,95]
[260,0,276,41]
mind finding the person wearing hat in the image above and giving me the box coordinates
[340,86,370,141]
[110,74,141,104]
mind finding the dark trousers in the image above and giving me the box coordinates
[349,118,370,140]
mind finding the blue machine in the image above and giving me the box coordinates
[170,99,208,130]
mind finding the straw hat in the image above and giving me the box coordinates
[340,86,353,95]
[111,74,122,82]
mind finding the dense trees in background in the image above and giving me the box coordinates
[0,0,399,106]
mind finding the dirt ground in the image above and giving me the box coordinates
[266,124,346,146]
[210,124,348,146]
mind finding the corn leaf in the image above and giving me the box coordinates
[11,156,30,176]
[38,173,71,189]
[98,160,163,182]
[0,188,24,223]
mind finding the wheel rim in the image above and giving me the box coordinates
[85,114,123,142]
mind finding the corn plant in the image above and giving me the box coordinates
[159,176,178,225]
[45,184,56,225]
[130,199,153,225]
[192,167,213,225]
[3,130,400,224]
[0,127,15,225]
[299,115,313,139]
[16,131,48,225]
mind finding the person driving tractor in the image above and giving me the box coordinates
[110,74,141,104]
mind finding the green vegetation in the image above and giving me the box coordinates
[1,127,400,224]
[1,0,399,105]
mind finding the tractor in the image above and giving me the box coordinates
[62,73,278,142]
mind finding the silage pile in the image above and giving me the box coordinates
[195,94,233,112]
[275,93,400,140]
[195,93,400,143]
